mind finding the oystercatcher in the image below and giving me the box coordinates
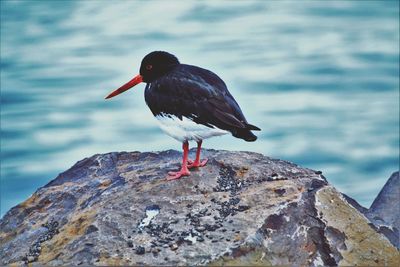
[105,51,260,180]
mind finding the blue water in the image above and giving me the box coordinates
[1,1,399,217]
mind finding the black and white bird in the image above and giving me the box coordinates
[105,51,260,180]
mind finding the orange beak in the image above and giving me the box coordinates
[105,74,143,99]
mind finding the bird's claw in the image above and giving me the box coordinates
[187,158,208,169]
[167,169,191,180]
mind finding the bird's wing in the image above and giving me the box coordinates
[153,65,255,131]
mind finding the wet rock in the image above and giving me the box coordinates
[0,149,398,266]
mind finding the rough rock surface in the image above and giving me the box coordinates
[0,149,398,266]
[365,171,399,248]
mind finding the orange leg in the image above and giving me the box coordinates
[167,141,191,180]
[188,140,208,169]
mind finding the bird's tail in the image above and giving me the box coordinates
[246,123,261,131]
[233,126,260,142]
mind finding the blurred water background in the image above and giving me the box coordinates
[1,0,399,217]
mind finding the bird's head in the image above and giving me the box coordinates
[140,51,180,82]
[105,51,179,99]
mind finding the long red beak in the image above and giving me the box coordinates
[105,74,143,99]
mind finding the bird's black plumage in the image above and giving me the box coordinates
[144,61,260,142]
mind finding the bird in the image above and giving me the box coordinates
[105,51,260,180]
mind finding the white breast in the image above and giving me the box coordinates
[155,113,228,142]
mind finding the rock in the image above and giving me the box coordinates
[135,246,145,255]
[170,243,178,251]
[342,194,368,214]
[339,172,399,249]
[365,171,399,248]
[0,149,398,266]
[27,256,35,263]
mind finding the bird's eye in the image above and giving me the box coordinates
[146,64,153,70]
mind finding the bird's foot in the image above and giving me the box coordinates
[187,158,208,169]
[167,169,191,180]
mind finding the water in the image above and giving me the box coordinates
[1,1,399,217]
